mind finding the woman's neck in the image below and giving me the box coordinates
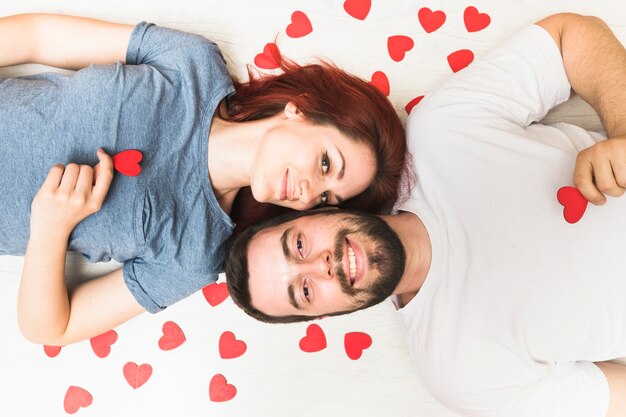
[207,111,281,212]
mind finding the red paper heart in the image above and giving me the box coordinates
[90,330,118,358]
[123,362,153,389]
[418,7,446,33]
[159,321,186,351]
[557,186,588,224]
[405,95,425,114]
[254,43,281,70]
[112,149,142,176]
[343,0,371,20]
[64,386,92,414]
[299,323,327,353]
[447,49,474,73]
[344,331,372,360]
[387,35,414,62]
[464,6,491,33]
[202,282,229,306]
[219,331,247,359]
[209,374,237,402]
[286,11,313,38]
[44,345,62,358]
[370,71,390,96]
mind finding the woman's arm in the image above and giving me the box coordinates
[17,150,144,345]
[0,13,135,69]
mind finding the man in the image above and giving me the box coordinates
[224,13,626,417]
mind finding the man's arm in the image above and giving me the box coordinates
[537,14,626,205]
[0,13,134,69]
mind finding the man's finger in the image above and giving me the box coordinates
[573,157,605,205]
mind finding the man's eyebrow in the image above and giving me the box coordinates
[281,227,294,260]
[287,281,302,310]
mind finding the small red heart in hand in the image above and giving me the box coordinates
[123,362,153,389]
[557,186,588,224]
[64,386,93,414]
[343,0,371,21]
[388,35,414,62]
[464,6,491,33]
[44,345,62,358]
[286,11,313,38]
[299,323,327,353]
[219,331,247,359]
[90,330,118,358]
[344,331,372,360]
[209,374,237,402]
[447,49,474,73]
[113,149,143,176]
[159,321,186,351]
[370,71,390,96]
[202,282,229,306]
[254,43,281,70]
[418,7,446,33]
[405,95,425,114]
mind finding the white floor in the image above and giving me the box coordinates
[0,1,624,416]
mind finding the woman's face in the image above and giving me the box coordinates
[250,103,377,210]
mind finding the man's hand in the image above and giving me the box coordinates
[30,149,113,239]
[574,136,626,205]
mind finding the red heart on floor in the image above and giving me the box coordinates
[418,7,446,33]
[447,49,474,73]
[344,332,372,360]
[123,362,153,389]
[44,345,62,358]
[286,11,313,38]
[64,386,92,414]
[388,35,414,62]
[343,0,371,20]
[557,186,588,224]
[159,321,186,351]
[254,43,280,70]
[113,149,142,176]
[209,374,237,402]
[464,6,491,32]
[219,331,247,359]
[202,282,229,306]
[370,71,390,96]
[90,330,118,358]
[405,95,425,114]
[299,323,327,353]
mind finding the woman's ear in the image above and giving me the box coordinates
[284,101,303,120]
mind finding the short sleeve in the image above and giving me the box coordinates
[416,24,571,127]
[461,362,610,417]
[123,258,219,313]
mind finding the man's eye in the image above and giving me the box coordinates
[303,282,310,301]
[296,236,304,257]
[321,152,330,174]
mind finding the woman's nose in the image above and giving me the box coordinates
[298,179,316,205]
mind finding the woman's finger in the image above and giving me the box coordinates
[58,163,81,193]
[41,164,65,191]
[74,165,94,195]
[91,149,114,204]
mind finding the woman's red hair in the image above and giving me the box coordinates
[227,48,406,234]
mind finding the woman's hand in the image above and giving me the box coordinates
[30,149,113,239]
[573,136,626,205]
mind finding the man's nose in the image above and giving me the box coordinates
[302,250,334,280]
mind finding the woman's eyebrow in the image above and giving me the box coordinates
[337,149,345,180]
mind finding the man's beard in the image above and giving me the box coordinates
[330,213,405,309]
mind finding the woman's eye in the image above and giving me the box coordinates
[320,191,329,207]
[321,152,330,174]
[296,236,304,257]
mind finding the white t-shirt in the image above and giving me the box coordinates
[397,25,626,417]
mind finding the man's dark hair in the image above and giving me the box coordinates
[224,209,404,323]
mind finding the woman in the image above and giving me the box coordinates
[0,14,406,345]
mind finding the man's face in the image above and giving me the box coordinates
[246,212,405,318]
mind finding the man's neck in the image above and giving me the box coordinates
[381,211,432,302]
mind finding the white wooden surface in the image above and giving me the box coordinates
[0,1,624,416]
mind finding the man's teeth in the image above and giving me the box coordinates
[348,246,356,280]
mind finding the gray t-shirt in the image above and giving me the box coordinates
[0,22,235,313]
